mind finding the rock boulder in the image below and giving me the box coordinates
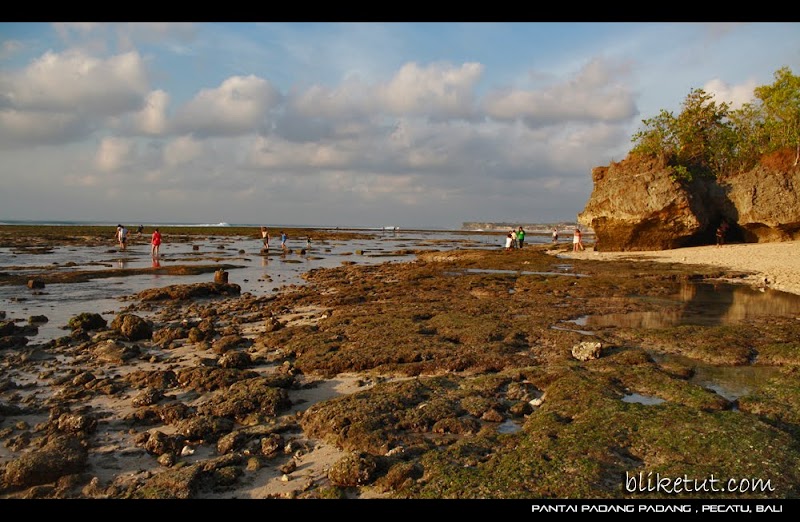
[578,150,800,251]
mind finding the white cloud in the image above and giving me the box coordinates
[246,135,355,169]
[95,136,135,172]
[134,90,170,135]
[290,79,375,120]
[173,75,281,137]
[483,57,637,126]
[377,62,483,119]
[704,78,758,111]
[286,61,483,127]
[0,109,88,148]
[163,135,202,167]
[3,49,149,115]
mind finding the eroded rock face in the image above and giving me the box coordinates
[578,154,715,251]
[578,151,800,251]
[715,158,800,242]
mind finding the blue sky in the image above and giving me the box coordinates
[1,22,798,229]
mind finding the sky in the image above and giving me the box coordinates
[1,22,799,230]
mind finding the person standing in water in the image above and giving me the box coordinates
[116,225,129,251]
[280,231,288,252]
[260,227,270,250]
[516,226,526,248]
[151,228,162,258]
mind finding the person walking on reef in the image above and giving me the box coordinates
[504,233,514,251]
[510,228,518,249]
[151,228,162,258]
[517,226,526,249]
[280,231,288,252]
[552,227,559,243]
[573,228,584,252]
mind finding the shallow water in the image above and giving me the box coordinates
[652,352,783,404]
[0,230,507,342]
[571,281,800,330]
[497,419,524,434]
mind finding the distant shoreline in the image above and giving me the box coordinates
[462,222,594,234]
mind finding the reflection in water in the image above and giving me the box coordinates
[653,353,782,402]
[585,281,800,328]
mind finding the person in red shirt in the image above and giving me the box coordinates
[151,228,162,259]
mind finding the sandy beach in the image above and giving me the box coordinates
[553,240,800,296]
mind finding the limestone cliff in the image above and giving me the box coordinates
[578,149,800,251]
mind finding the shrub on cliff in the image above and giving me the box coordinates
[631,66,800,182]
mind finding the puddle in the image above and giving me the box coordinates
[581,281,800,328]
[497,419,523,434]
[621,393,665,405]
[653,353,783,403]
[550,324,595,336]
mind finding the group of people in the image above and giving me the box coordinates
[503,225,587,251]
[553,227,585,251]
[504,226,526,251]
[260,227,290,252]
[115,224,161,260]
[572,228,584,252]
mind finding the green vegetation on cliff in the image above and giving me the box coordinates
[631,66,800,182]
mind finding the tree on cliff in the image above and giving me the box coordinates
[631,66,800,179]
[754,66,800,167]
[631,89,730,181]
